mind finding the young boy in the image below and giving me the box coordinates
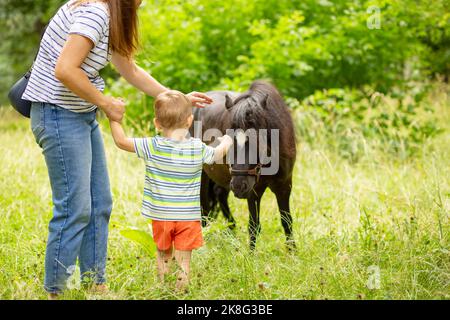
[109,90,233,290]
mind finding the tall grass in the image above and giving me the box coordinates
[0,87,448,300]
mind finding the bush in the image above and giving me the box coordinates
[292,84,443,161]
[0,0,66,104]
[132,0,449,99]
[110,0,448,139]
[2,0,447,159]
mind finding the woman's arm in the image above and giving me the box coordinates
[111,52,214,107]
[111,53,168,97]
[109,120,135,153]
[55,34,125,121]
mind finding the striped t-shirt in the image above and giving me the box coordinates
[22,0,110,113]
[133,136,216,221]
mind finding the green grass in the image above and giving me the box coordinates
[0,90,449,300]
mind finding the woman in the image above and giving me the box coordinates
[22,0,212,298]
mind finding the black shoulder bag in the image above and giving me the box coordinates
[8,26,47,118]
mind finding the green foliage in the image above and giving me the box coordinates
[1,0,449,102]
[132,0,449,98]
[1,0,448,159]
[0,0,66,104]
[110,0,449,159]
[120,228,156,256]
[0,0,449,300]
[106,77,155,133]
[293,84,443,161]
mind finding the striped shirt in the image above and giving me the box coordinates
[22,0,110,113]
[133,136,216,221]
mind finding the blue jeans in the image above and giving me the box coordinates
[31,102,113,294]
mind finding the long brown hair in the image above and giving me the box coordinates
[71,0,140,58]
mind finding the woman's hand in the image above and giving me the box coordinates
[100,97,126,122]
[186,92,213,108]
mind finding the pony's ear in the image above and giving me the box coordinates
[225,94,234,110]
[261,93,269,108]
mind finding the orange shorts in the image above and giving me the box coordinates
[152,220,203,251]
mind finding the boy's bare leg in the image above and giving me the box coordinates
[156,248,173,281]
[174,250,192,291]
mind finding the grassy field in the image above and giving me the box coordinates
[0,91,449,300]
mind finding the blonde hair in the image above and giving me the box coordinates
[154,90,192,129]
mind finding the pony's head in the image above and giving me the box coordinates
[224,82,270,198]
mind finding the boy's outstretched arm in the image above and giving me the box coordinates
[109,120,135,153]
[213,135,234,162]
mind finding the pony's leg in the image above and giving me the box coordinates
[200,172,212,227]
[214,185,235,230]
[247,186,266,250]
[273,182,296,251]
[208,180,220,221]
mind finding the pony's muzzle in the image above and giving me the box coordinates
[230,177,254,199]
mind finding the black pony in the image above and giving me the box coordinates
[192,81,297,250]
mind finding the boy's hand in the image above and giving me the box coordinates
[217,135,233,146]
[213,135,233,163]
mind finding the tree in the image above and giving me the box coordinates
[0,0,65,104]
